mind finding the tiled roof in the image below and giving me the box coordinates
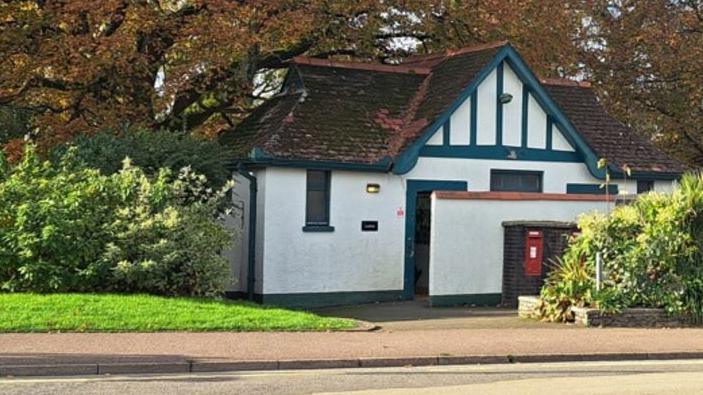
[222,42,683,175]
[544,82,685,174]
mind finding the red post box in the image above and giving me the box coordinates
[524,230,543,276]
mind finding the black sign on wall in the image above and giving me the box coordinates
[361,221,378,232]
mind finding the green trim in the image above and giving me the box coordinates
[256,290,404,309]
[443,120,450,146]
[566,183,619,195]
[470,91,478,145]
[302,225,335,232]
[521,85,529,148]
[429,293,502,307]
[404,180,468,300]
[419,145,582,162]
[619,172,681,181]
[546,116,553,150]
[496,61,504,146]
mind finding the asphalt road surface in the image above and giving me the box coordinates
[3,359,703,395]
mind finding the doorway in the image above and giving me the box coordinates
[414,192,432,296]
[403,180,468,300]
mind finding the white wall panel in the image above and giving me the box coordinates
[450,98,471,145]
[552,125,576,152]
[476,69,498,145]
[527,93,547,149]
[502,64,523,147]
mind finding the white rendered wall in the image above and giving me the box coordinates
[429,197,609,296]
[502,64,523,147]
[232,161,675,297]
[259,168,406,294]
[654,180,676,193]
[406,157,659,194]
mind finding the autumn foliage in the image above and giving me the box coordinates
[1,1,701,167]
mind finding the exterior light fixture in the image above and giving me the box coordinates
[499,93,513,104]
[366,183,381,194]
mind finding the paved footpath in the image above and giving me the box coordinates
[3,327,703,376]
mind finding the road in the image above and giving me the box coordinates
[2,359,703,395]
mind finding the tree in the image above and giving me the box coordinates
[0,1,582,150]
[581,0,703,165]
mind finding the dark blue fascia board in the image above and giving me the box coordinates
[443,120,451,146]
[470,91,478,145]
[419,145,582,162]
[610,171,682,181]
[567,183,619,195]
[521,84,529,148]
[302,225,335,232]
[496,61,504,146]
[243,148,393,172]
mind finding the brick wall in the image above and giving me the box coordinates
[501,221,576,307]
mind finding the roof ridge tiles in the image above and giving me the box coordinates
[444,40,510,57]
[540,78,592,88]
[291,56,431,75]
[403,40,509,66]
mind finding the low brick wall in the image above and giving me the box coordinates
[518,295,687,328]
[518,295,540,319]
[572,307,686,328]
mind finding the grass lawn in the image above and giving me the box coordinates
[0,293,356,332]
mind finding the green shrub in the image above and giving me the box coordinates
[50,128,231,189]
[0,146,233,297]
[539,173,703,323]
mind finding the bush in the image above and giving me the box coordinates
[539,173,703,323]
[0,146,232,297]
[50,128,232,189]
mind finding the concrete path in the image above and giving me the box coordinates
[314,301,561,330]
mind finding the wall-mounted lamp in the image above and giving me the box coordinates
[366,183,381,194]
[499,93,514,104]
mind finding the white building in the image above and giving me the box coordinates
[221,42,683,308]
